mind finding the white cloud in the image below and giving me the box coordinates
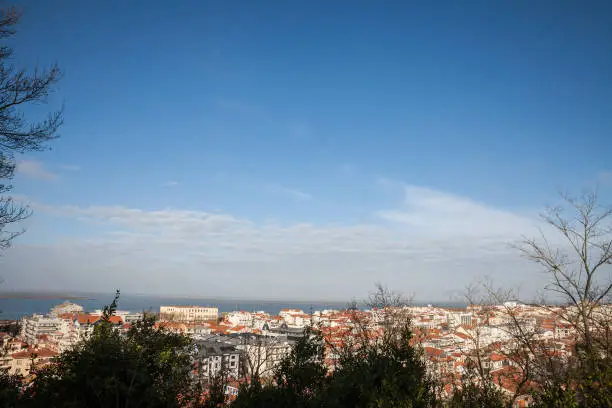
[1,184,555,300]
[376,184,537,238]
[16,159,58,181]
[161,181,180,187]
[265,184,313,201]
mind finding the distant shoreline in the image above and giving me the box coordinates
[0,293,92,300]
[0,292,468,307]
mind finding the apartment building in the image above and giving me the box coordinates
[160,306,219,322]
[7,346,58,376]
[193,340,241,379]
[20,314,64,345]
[237,335,294,378]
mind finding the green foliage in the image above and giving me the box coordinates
[531,362,612,408]
[326,325,436,408]
[0,369,22,408]
[445,381,506,408]
[200,373,229,408]
[234,325,437,408]
[22,290,195,408]
[233,328,327,408]
[530,386,579,408]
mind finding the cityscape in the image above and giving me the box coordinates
[0,1,610,407]
[3,295,609,406]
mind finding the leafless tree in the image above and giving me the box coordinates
[327,283,416,372]
[0,7,63,250]
[240,334,288,385]
[238,314,290,385]
[518,190,612,366]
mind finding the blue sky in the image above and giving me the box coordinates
[2,1,611,300]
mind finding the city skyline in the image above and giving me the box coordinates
[1,1,611,299]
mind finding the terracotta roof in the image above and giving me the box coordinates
[424,347,444,357]
[490,352,506,362]
[75,314,123,325]
[12,347,58,359]
[76,314,101,324]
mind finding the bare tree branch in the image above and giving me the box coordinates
[0,7,62,251]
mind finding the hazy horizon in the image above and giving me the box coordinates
[0,289,473,305]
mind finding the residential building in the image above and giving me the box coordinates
[20,315,64,345]
[5,346,58,376]
[49,301,84,317]
[193,340,242,379]
[237,334,294,378]
[160,306,219,322]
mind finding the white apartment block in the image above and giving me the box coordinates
[20,314,64,345]
[160,305,219,322]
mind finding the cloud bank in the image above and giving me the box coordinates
[0,183,549,301]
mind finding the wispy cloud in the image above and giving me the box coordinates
[376,183,538,238]
[16,159,58,181]
[6,183,552,299]
[265,183,313,201]
[161,181,180,188]
[60,164,81,171]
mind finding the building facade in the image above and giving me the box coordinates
[19,315,64,345]
[193,340,242,379]
[160,306,219,322]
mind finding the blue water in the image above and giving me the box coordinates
[0,293,351,320]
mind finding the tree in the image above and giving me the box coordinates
[325,284,437,408]
[450,282,534,408]
[232,327,328,408]
[520,190,611,357]
[24,291,197,408]
[198,365,230,408]
[516,190,612,406]
[234,285,438,408]
[0,369,22,408]
[0,6,62,250]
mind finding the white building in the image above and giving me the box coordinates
[237,336,293,378]
[225,311,255,327]
[160,306,219,322]
[49,301,84,317]
[20,315,64,345]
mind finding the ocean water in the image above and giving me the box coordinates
[0,293,351,320]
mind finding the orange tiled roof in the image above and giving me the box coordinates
[12,347,58,359]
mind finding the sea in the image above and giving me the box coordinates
[0,293,352,321]
[0,293,468,321]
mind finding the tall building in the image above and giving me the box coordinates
[20,314,65,345]
[159,306,218,322]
